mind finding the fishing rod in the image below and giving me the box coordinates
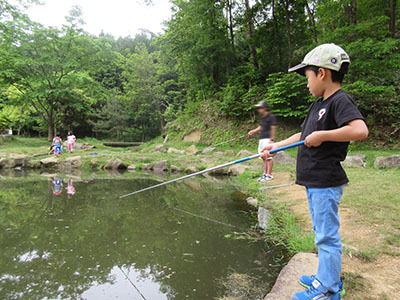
[120,140,304,198]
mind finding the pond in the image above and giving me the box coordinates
[0,171,285,300]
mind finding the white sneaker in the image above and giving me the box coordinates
[258,174,267,182]
[260,175,274,182]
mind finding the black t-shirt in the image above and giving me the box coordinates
[259,113,277,139]
[296,89,365,188]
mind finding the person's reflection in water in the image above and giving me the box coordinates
[66,178,76,199]
[51,177,63,195]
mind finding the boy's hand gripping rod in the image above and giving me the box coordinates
[119,141,305,198]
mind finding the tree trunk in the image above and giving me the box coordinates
[227,0,236,57]
[272,0,283,68]
[387,0,397,37]
[283,0,293,68]
[48,120,54,141]
[344,0,357,26]
[305,0,318,43]
[244,0,259,69]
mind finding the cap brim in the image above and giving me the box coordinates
[288,63,307,75]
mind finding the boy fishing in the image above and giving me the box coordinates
[52,133,63,155]
[248,101,277,182]
[262,44,368,300]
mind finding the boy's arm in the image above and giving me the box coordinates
[261,132,301,158]
[305,119,368,147]
[248,126,261,135]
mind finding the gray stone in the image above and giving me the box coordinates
[258,207,271,230]
[208,166,230,176]
[184,166,199,174]
[225,150,235,157]
[65,156,82,167]
[273,151,296,165]
[185,145,198,155]
[0,158,6,168]
[343,155,366,168]
[201,146,216,154]
[264,253,318,300]
[40,157,58,168]
[75,142,94,150]
[236,149,253,158]
[374,155,400,169]
[91,159,99,169]
[229,165,247,176]
[137,157,148,161]
[142,163,154,171]
[152,144,167,153]
[214,150,225,157]
[127,164,136,171]
[170,165,183,172]
[246,197,258,207]
[167,147,185,154]
[153,160,168,172]
[103,159,127,170]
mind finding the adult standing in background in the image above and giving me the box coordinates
[248,101,277,182]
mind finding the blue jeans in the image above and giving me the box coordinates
[306,185,344,293]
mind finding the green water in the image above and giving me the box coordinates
[0,172,284,300]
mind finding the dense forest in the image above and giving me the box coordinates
[0,0,399,141]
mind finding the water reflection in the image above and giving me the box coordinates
[0,174,284,299]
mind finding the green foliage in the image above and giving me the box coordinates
[265,72,313,119]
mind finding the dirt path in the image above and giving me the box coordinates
[267,173,399,300]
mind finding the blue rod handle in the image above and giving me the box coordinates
[269,140,305,154]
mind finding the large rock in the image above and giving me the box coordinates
[40,157,58,168]
[201,146,215,154]
[103,159,127,170]
[258,207,271,230]
[273,151,296,165]
[142,163,154,171]
[0,158,8,168]
[127,164,136,171]
[75,142,94,150]
[264,253,318,300]
[184,166,199,174]
[183,129,202,142]
[65,156,82,167]
[229,165,246,176]
[374,155,400,169]
[185,145,198,155]
[152,144,167,153]
[170,165,183,172]
[225,150,235,157]
[208,166,230,176]
[343,155,366,168]
[153,160,168,172]
[168,147,185,154]
[236,150,253,158]
[246,197,258,207]
[214,150,225,157]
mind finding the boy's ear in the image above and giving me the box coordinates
[318,67,329,80]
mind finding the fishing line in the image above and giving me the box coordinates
[118,266,148,300]
[173,207,239,229]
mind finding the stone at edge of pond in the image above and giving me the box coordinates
[201,146,215,154]
[246,197,258,207]
[142,163,154,171]
[170,165,183,172]
[264,253,318,300]
[342,155,366,168]
[185,145,198,155]
[374,155,400,169]
[91,159,99,169]
[273,151,296,165]
[102,159,127,170]
[40,157,58,168]
[225,150,235,157]
[229,165,246,176]
[184,166,199,174]
[208,166,230,175]
[152,144,167,153]
[127,164,136,171]
[258,207,270,230]
[153,160,168,172]
[167,147,185,154]
[236,150,253,158]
